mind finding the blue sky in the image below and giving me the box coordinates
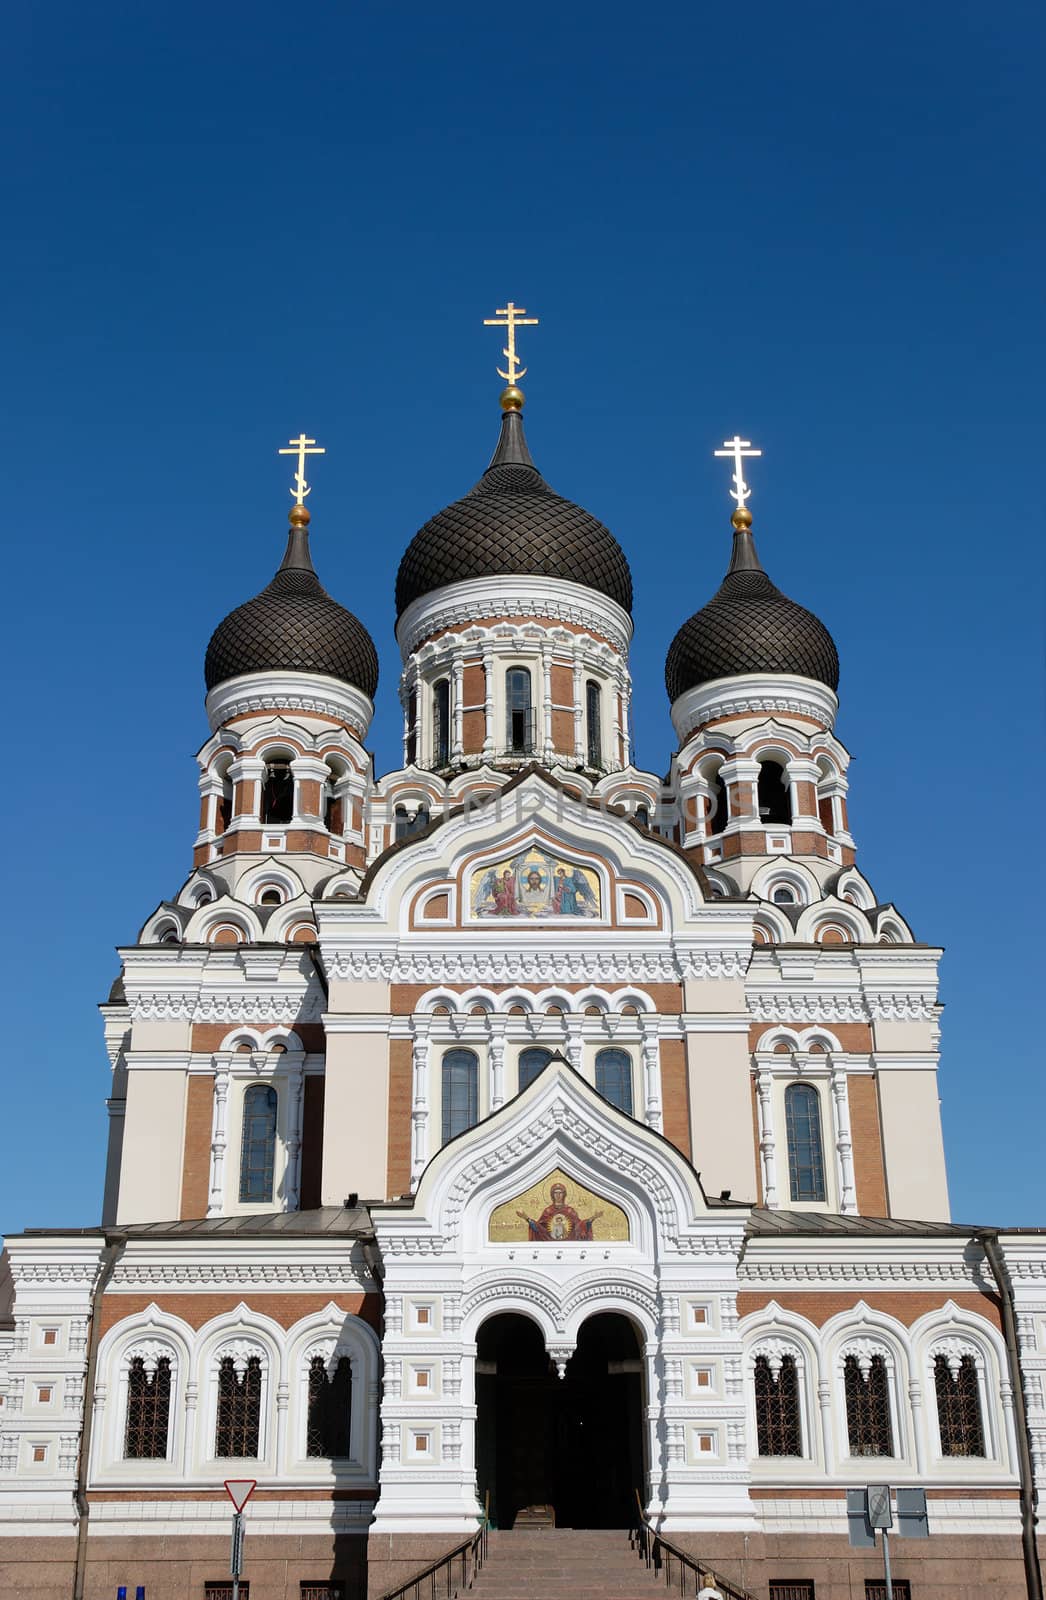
[2,2,1042,1231]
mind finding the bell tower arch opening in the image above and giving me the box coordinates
[475,1310,645,1531]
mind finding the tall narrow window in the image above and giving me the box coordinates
[506,668,533,755]
[124,1355,172,1459]
[754,1354,802,1457]
[306,1354,352,1458]
[433,678,451,767]
[844,1354,894,1456]
[405,689,418,767]
[934,1353,985,1456]
[757,759,792,826]
[518,1047,553,1093]
[262,761,294,824]
[442,1048,479,1144]
[585,680,602,769]
[239,1085,277,1203]
[215,1355,262,1457]
[595,1048,633,1115]
[708,766,729,834]
[324,781,344,835]
[785,1083,826,1202]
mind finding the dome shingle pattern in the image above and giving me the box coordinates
[205,521,379,698]
[395,410,632,618]
[666,525,838,701]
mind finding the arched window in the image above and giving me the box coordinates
[262,760,294,825]
[771,884,798,906]
[239,1085,277,1204]
[518,1047,553,1093]
[707,765,729,834]
[506,667,533,755]
[394,804,429,841]
[433,678,451,768]
[595,1048,633,1116]
[124,1354,172,1459]
[442,1048,478,1144]
[634,804,650,828]
[934,1353,986,1456]
[586,680,602,769]
[785,1083,826,1202]
[215,1354,262,1457]
[844,1353,894,1457]
[757,759,792,826]
[754,1353,802,1456]
[406,688,418,767]
[324,780,344,836]
[306,1353,352,1458]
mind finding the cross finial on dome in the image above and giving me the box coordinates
[279,432,325,508]
[483,301,538,412]
[714,434,762,524]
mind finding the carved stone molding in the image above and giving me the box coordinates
[327,946,748,986]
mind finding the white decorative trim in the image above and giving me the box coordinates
[671,673,839,742]
[205,671,374,739]
[395,576,634,660]
[326,945,748,985]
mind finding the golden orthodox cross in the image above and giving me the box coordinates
[714,434,762,508]
[483,302,539,386]
[279,433,325,505]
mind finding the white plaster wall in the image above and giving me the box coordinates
[878,1069,950,1220]
[321,1031,390,1204]
[116,1070,188,1224]
[685,1030,758,1202]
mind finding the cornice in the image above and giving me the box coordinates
[395,576,633,660]
[326,944,749,985]
[672,673,839,742]
[205,670,373,738]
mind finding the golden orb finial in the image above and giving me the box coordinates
[289,503,311,527]
[731,506,753,531]
[500,384,525,412]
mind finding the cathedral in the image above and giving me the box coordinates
[1,318,1044,1600]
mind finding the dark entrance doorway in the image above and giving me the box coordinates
[475,1311,645,1530]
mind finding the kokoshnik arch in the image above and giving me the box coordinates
[1,313,1043,1600]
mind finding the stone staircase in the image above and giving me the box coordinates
[465,1528,713,1599]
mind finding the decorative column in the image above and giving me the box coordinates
[907,1376,927,1473]
[207,1059,231,1217]
[817,1377,834,1468]
[227,755,265,827]
[451,654,465,763]
[640,1017,663,1133]
[481,644,496,759]
[720,757,759,828]
[755,1066,779,1208]
[614,665,628,770]
[275,1380,290,1472]
[572,657,585,764]
[488,1016,507,1110]
[785,758,821,833]
[410,1019,431,1188]
[540,643,554,764]
[182,1381,198,1475]
[564,1016,584,1073]
[290,755,330,823]
[284,1053,306,1211]
[829,1059,857,1214]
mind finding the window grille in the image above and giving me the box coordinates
[301,1586,344,1600]
[844,1353,894,1456]
[306,1355,352,1458]
[518,1047,553,1092]
[433,678,451,767]
[595,1047,633,1115]
[215,1355,262,1457]
[239,1084,277,1204]
[124,1355,171,1459]
[934,1353,985,1456]
[768,1584,816,1600]
[506,668,534,754]
[442,1048,479,1143]
[205,1586,250,1600]
[754,1353,802,1456]
[585,679,602,769]
[866,1583,910,1600]
[785,1082,827,1202]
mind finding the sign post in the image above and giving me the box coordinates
[867,1484,894,1600]
[223,1479,257,1600]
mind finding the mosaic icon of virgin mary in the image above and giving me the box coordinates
[516,1182,605,1242]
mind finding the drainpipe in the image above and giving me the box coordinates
[978,1229,1043,1600]
[72,1235,123,1600]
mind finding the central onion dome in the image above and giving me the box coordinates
[205,506,379,698]
[666,509,838,701]
[395,396,632,619]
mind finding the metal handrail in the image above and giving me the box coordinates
[379,1499,489,1600]
[630,1491,755,1600]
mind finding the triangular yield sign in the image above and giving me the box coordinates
[224,1478,257,1512]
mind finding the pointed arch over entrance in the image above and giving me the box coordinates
[476,1311,644,1530]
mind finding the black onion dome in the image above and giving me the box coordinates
[665,518,839,701]
[205,514,379,698]
[395,406,632,618]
